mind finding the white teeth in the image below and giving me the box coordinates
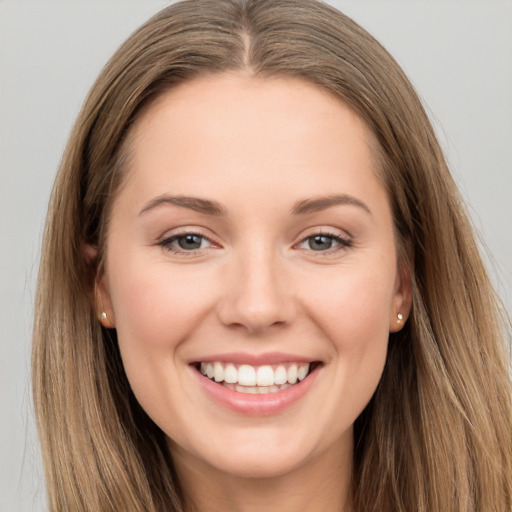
[238,365,256,386]
[256,365,274,386]
[298,364,308,381]
[213,362,224,382]
[224,363,237,384]
[233,383,292,394]
[287,364,298,384]
[274,365,288,385]
[198,361,312,391]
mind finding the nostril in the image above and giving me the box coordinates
[215,269,297,333]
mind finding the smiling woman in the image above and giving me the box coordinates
[32,1,512,511]
[91,75,406,496]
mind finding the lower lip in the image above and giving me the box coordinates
[194,367,319,416]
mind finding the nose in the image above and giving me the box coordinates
[216,247,296,334]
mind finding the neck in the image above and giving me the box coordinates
[172,437,354,512]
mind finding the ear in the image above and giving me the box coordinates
[389,260,412,333]
[82,244,116,329]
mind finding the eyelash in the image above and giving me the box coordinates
[158,231,214,255]
[297,231,353,254]
[157,230,353,255]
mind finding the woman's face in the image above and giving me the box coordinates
[98,73,410,480]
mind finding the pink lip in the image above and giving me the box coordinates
[193,364,320,416]
[189,351,315,366]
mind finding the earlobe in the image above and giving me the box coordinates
[98,309,115,328]
[83,243,116,328]
[82,243,98,266]
[390,311,405,332]
[95,274,116,329]
[389,262,412,333]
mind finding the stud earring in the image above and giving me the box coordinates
[397,313,403,322]
[99,312,108,321]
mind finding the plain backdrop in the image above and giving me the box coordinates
[1,1,511,510]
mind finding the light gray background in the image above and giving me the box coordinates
[1,1,511,510]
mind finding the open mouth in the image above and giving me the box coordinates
[194,361,321,394]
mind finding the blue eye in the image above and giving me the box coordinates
[299,233,351,252]
[160,233,212,253]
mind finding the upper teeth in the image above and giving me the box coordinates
[199,362,310,386]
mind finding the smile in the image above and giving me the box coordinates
[192,357,322,415]
[197,362,315,394]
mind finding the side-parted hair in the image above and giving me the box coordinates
[33,1,512,510]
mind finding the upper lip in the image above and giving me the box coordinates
[189,352,318,366]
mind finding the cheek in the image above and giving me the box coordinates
[105,255,220,405]
[320,280,392,433]
[109,259,216,350]
[302,263,395,349]
[106,258,223,431]
[300,264,394,407]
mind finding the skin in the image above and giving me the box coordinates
[92,73,411,512]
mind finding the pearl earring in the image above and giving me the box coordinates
[397,313,403,322]
[100,312,108,321]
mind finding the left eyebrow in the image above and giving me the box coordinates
[291,194,372,216]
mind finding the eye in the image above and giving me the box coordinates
[298,233,352,252]
[159,232,213,253]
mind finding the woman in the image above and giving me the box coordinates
[32,0,512,510]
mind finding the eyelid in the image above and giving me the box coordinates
[157,227,220,255]
[155,226,353,256]
[294,229,353,254]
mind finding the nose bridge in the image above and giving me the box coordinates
[218,242,294,333]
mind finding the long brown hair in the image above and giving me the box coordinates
[33,1,512,510]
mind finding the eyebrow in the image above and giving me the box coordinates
[139,195,226,216]
[138,193,371,217]
[291,194,372,215]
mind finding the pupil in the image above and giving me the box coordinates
[178,235,202,250]
[310,235,332,251]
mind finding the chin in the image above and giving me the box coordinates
[169,424,338,481]
[206,449,311,480]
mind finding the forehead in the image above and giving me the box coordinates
[118,72,385,212]
[133,73,372,148]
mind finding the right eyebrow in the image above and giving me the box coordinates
[138,195,227,216]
